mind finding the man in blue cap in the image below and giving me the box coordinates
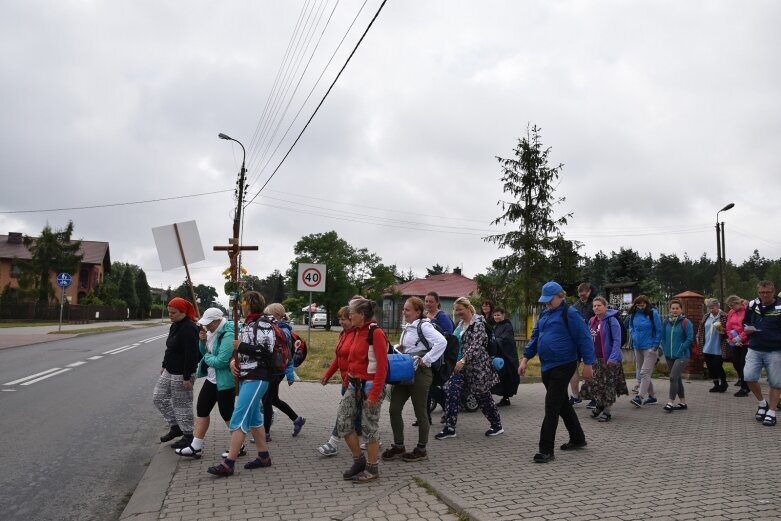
[519,281,596,463]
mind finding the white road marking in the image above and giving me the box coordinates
[103,345,131,354]
[1,389,17,392]
[66,361,86,367]
[20,368,72,385]
[87,356,103,360]
[109,345,139,355]
[4,367,62,386]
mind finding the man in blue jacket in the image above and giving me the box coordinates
[519,281,596,463]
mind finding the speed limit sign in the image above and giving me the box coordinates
[297,263,326,293]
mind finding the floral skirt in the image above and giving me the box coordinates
[580,359,629,407]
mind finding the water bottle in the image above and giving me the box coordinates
[730,330,741,346]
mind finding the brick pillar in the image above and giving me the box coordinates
[674,291,705,377]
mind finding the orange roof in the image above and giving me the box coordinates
[674,291,705,298]
[0,234,111,270]
[390,273,478,299]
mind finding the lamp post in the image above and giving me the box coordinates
[716,202,735,303]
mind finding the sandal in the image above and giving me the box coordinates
[175,444,202,459]
[597,412,612,422]
[590,405,604,418]
[206,462,234,477]
[318,442,337,457]
[756,405,768,422]
[351,469,379,483]
[674,403,688,410]
[244,456,272,469]
[663,403,674,412]
[763,415,777,427]
[222,445,246,459]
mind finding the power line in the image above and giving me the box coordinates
[244,0,389,207]
[0,190,233,214]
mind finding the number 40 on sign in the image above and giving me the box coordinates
[297,263,326,293]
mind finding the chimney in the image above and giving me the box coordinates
[453,267,462,276]
[8,232,22,244]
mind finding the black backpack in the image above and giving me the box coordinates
[415,319,459,386]
[605,315,629,347]
[485,323,500,357]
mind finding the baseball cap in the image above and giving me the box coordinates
[538,281,564,303]
[197,307,224,325]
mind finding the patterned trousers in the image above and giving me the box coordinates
[442,373,501,429]
[153,370,195,434]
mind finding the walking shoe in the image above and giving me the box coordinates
[434,427,456,440]
[709,382,721,393]
[292,417,306,437]
[734,379,743,387]
[497,397,511,407]
[381,445,406,461]
[318,442,338,456]
[763,414,777,427]
[171,434,193,450]
[485,425,504,436]
[718,382,729,393]
[533,453,555,463]
[221,445,246,459]
[643,396,658,405]
[175,444,202,459]
[207,462,234,477]
[401,447,428,462]
[630,396,643,408]
[569,396,583,406]
[597,412,612,422]
[734,389,750,397]
[586,400,597,409]
[590,406,604,418]
[560,440,587,451]
[160,425,183,443]
[244,455,272,469]
[631,384,640,394]
[343,455,366,480]
[265,432,272,443]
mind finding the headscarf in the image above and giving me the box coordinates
[168,297,197,321]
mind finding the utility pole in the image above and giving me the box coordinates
[214,133,258,341]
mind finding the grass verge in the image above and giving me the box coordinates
[0,321,59,328]
[48,326,131,335]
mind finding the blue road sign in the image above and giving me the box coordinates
[56,273,72,288]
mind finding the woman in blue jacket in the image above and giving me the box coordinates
[580,297,628,422]
[661,299,694,412]
[628,295,663,408]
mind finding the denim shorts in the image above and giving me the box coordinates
[229,379,269,433]
[744,349,781,388]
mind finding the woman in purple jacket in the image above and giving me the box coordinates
[581,297,628,422]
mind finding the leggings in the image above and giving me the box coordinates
[442,373,501,429]
[732,346,748,385]
[666,358,687,401]
[196,380,235,421]
[704,353,727,384]
[263,375,298,433]
[153,370,195,433]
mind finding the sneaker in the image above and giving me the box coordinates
[401,447,428,462]
[533,452,555,463]
[631,385,640,394]
[343,455,366,480]
[222,445,246,459]
[630,396,643,408]
[160,425,183,443]
[569,396,583,406]
[643,396,658,405]
[586,400,597,410]
[207,462,234,477]
[170,435,193,450]
[381,445,406,461]
[485,425,504,436]
[560,440,587,451]
[434,427,456,440]
[709,382,721,393]
[497,397,511,407]
[318,442,338,457]
[734,389,749,397]
[244,456,272,469]
[292,417,306,437]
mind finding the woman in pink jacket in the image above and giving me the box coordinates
[725,295,749,397]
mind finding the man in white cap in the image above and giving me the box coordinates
[519,281,595,463]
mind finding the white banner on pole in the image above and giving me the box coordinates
[152,220,206,271]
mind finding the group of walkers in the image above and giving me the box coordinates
[152,278,781,476]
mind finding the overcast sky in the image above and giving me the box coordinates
[1,1,779,305]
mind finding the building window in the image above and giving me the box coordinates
[11,263,21,279]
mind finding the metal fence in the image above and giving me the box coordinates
[0,302,130,322]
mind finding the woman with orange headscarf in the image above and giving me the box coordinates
[154,297,201,449]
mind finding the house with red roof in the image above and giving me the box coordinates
[381,268,478,330]
[0,232,111,305]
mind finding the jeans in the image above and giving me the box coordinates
[634,348,657,398]
[539,361,585,455]
[744,349,781,389]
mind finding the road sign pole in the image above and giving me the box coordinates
[308,291,313,347]
[59,285,65,332]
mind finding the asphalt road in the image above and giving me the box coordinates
[0,325,171,521]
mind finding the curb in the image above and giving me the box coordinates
[417,474,498,521]
[120,443,178,520]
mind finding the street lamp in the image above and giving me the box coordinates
[716,202,735,303]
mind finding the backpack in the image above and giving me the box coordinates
[415,319,459,386]
[252,317,290,374]
[289,330,308,367]
[485,323,501,357]
[608,315,629,347]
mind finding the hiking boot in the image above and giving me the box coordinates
[171,434,193,450]
[630,396,643,408]
[381,445,406,461]
[485,425,504,436]
[160,425,182,443]
[434,427,456,440]
[292,417,306,437]
[401,447,428,462]
[343,454,366,480]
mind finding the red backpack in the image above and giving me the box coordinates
[290,330,308,367]
[252,317,291,374]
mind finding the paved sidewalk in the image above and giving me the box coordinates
[0,320,165,349]
[124,378,781,521]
